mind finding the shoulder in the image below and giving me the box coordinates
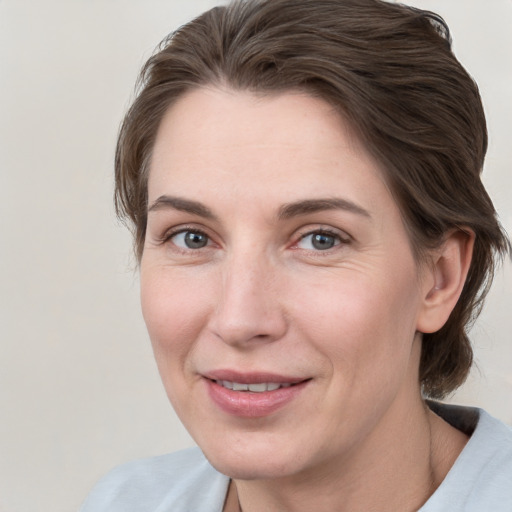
[422,404,512,511]
[459,408,512,509]
[80,446,230,512]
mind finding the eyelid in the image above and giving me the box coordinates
[161,225,207,241]
[295,226,351,243]
[290,226,352,252]
[152,222,351,253]
[156,224,216,251]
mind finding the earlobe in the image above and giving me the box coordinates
[417,229,475,334]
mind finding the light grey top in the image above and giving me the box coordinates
[80,404,512,511]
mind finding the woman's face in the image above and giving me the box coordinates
[141,88,433,480]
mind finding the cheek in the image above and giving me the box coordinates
[139,267,217,421]
[140,268,212,363]
[291,264,422,378]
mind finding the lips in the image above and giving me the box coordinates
[215,380,293,392]
[203,371,310,417]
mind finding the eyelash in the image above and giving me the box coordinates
[156,225,351,254]
[158,225,212,249]
[293,228,351,252]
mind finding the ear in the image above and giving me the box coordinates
[416,229,475,334]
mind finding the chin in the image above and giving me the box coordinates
[206,452,299,481]
[197,432,313,480]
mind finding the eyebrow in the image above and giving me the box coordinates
[147,195,217,220]
[278,198,371,220]
[147,195,371,221]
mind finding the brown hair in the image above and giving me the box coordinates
[115,0,510,398]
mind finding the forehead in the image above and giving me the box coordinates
[148,87,393,216]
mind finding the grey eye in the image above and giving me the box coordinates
[172,230,209,249]
[311,233,337,250]
[297,231,340,251]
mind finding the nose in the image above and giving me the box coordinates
[208,251,288,348]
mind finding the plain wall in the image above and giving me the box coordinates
[0,1,510,511]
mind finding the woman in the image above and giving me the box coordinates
[81,0,512,510]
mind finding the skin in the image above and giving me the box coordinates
[141,87,473,512]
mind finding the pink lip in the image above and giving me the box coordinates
[205,370,306,385]
[203,370,310,418]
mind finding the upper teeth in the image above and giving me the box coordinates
[216,380,292,392]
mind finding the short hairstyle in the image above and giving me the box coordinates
[115,0,510,398]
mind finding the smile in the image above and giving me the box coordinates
[215,380,293,392]
[205,376,310,417]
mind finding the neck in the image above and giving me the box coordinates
[225,398,467,512]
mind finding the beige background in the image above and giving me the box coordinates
[0,1,510,511]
